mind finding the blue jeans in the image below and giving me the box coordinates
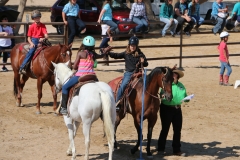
[220,61,232,76]
[20,38,39,70]
[68,16,86,45]
[160,17,178,35]
[191,15,204,25]
[133,16,148,33]
[0,46,10,63]
[99,37,110,48]
[62,76,80,95]
[116,71,134,102]
[212,15,226,34]
[102,20,118,32]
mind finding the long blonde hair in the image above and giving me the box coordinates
[191,0,196,14]
[126,45,140,57]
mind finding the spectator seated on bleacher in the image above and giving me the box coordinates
[159,0,178,37]
[188,0,204,32]
[211,0,228,35]
[174,0,195,36]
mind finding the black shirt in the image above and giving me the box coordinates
[108,49,148,72]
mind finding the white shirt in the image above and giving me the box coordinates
[0,25,13,47]
[101,24,109,36]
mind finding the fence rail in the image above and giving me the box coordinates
[0,21,239,68]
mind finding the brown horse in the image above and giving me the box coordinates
[10,43,72,114]
[108,67,173,158]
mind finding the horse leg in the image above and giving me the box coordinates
[130,118,141,155]
[82,120,91,160]
[114,111,126,149]
[48,78,57,111]
[17,74,29,107]
[36,78,45,114]
[146,116,157,158]
[63,116,77,159]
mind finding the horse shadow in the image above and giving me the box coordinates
[86,138,240,159]
[24,102,55,108]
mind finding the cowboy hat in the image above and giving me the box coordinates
[173,69,184,78]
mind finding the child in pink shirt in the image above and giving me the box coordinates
[218,31,232,86]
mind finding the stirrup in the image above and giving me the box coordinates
[19,69,26,75]
[60,107,68,115]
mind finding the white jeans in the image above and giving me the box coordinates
[160,17,178,35]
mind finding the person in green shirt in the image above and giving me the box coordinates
[157,69,188,156]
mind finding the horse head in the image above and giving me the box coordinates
[161,67,174,101]
[52,61,74,93]
[58,43,73,69]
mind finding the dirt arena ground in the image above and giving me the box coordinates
[1,5,240,160]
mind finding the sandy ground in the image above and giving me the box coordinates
[1,8,240,160]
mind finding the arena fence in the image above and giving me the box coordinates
[0,21,240,68]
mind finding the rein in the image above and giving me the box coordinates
[41,49,54,73]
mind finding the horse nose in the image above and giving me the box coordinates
[165,93,173,101]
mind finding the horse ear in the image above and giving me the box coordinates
[65,61,70,66]
[51,61,57,68]
[171,64,177,70]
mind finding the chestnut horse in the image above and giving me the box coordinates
[108,67,173,158]
[10,43,72,114]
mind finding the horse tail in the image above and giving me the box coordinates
[13,79,18,97]
[100,91,116,151]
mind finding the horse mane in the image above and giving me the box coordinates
[56,63,74,81]
[145,67,170,87]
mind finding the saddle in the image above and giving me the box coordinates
[67,74,98,108]
[108,71,143,114]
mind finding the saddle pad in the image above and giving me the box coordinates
[108,76,123,94]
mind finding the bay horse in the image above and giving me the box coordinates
[10,42,72,114]
[108,67,173,158]
[52,62,116,160]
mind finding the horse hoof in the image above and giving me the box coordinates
[16,102,24,107]
[36,111,42,114]
[66,151,72,156]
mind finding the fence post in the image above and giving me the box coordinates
[24,15,29,42]
[179,26,183,68]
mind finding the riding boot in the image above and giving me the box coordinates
[194,24,201,32]
[102,54,109,66]
[219,74,223,85]
[223,75,233,86]
[60,94,68,115]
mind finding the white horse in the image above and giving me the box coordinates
[52,61,116,160]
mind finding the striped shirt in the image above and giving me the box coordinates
[75,51,95,76]
[129,2,148,20]
[188,2,200,17]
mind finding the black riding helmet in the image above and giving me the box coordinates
[128,36,139,45]
[31,10,41,19]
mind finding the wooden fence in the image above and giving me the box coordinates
[0,21,240,68]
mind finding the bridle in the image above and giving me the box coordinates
[146,67,169,99]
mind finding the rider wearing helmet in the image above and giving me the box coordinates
[106,36,148,110]
[218,31,233,86]
[19,10,48,74]
[60,36,106,115]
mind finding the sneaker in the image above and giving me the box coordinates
[170,31,175,37]
[60,107,68,115]
[173,152,186,157]
[175,31,180,36]
[19,69,26,75]
[233,27,239,32]
[194,26,200,32]
[185,32,191,36]
[1,67,8,72]
[162,34,165,37]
